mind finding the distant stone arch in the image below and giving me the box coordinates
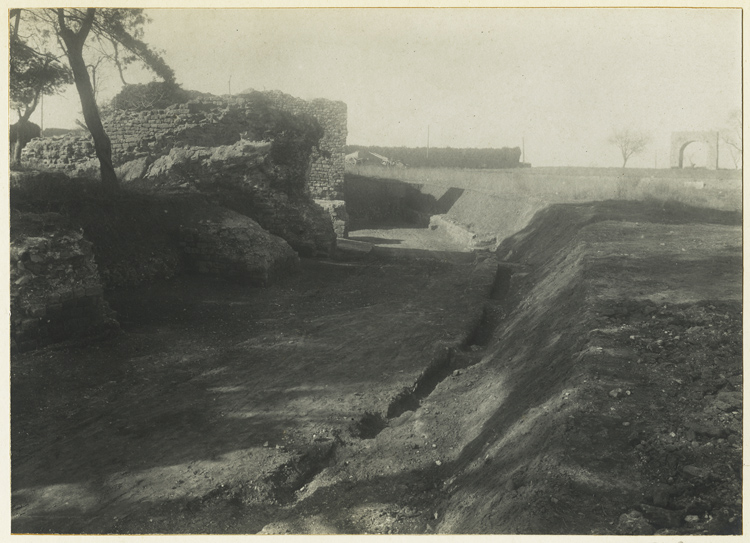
[670,131,719,169]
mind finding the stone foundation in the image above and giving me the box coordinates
[137,141,337,257]
[10,212,117,352]
[314,199,349,238]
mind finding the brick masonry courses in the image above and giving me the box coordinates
[22,91,348,230]
[259,90,347,201]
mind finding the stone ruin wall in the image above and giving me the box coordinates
[10,213,118,352]
[260,90,347,200]
[22,90,348,211]
[22,103,216,173]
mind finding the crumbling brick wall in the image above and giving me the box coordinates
[22,91,348,203]
[260,90,347,200]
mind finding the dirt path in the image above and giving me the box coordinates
[349,226,471,254]
[11,201,742,535]
[11,231,496,534]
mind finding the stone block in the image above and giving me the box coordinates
[85,286,104,297]
[20,318,39,331]
[28,305,46,317]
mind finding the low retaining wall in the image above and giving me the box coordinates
[345,167,742,250]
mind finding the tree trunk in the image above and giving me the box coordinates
[58,11,119,190]
[10,119,41,166]
[13,138,23,165]
[68,47,118,189]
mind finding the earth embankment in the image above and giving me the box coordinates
[344,167,741,250]
[11,183,742,534]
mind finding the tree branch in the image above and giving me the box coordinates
[111,41,128,85]
[56,9,70,37]
[12,9,21,40]
[78,8,96,42]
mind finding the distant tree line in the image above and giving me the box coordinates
[346,145,523,169]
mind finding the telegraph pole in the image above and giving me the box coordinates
[228,75,232,96]
[426,124,430,163]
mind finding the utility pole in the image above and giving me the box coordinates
[228,75,232,96]
[522,137,525,163]
[426,124,430,163]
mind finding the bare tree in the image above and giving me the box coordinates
[721,109,742,169]
[609,128,650,168]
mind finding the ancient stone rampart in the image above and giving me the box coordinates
[22,90,347,203]
[258,90,347,200]
[21,104,206,174]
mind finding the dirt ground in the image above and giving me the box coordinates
[11,200,742,535]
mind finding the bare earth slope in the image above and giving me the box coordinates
[437,200,742,534]
[11,199,742,535]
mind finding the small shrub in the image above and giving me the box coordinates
[107,81,191,111]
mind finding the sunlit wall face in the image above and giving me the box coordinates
[18,8,742,168]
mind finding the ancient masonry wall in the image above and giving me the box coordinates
[10,217,117,352]
[21,104,203,174]
[22,91,348,203]
[261,90,347,200]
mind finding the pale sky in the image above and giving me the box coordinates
[22,8,742,168]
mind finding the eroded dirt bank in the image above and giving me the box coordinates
[11,200,742,535]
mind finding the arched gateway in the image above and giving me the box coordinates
[670,131,719,169]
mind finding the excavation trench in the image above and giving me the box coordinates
[367,264,514,428]
[202,263,511,509]
[13,195,742,535]
[262,441,340,505]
